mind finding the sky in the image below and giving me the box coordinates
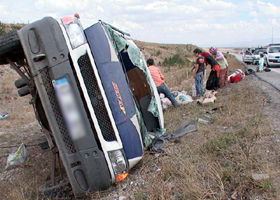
[1,0,280,47]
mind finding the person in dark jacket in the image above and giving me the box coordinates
[201,52,220,90]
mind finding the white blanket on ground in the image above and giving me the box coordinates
[197,90,217,104]
[160,91,193,109]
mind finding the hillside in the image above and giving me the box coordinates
[0,22,24,36]
[134,40,199,67]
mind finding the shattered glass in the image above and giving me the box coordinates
[103,24,165,146]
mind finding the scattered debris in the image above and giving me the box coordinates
[0,113,9,119]
[228,69,245,83]
[161,97,172,110]
[161,91,193,109]
[230,74,244,83]
[175,93,193,105]
[169,120,197,138]
[119,196,127,200]
[212,106,223,111]
[231,190,238,200]
[192,83,196,97]
[172,90,193,105]
[5,143,28,169]
[264,68,271,72]
[198,118,211,124]
[147,136,165,153]
[204,114,211,119]
[148,120,197,153]
[252,174,269,181]
[206,106,223,114]
[245,68,255,75]
[197,90,217,104]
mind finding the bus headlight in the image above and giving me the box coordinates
[108,150,128,181]
[61,16,86,49]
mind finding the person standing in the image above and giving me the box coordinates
[257,54,264,72]
[209,47,228,87]
[147,58,179,108]
[201,52,220,90]
[193,49,205,97]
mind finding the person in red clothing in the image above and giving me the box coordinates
[201,52,220,77]
[201,52,220,90]
[147,58,179,108]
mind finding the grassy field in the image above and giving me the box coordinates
[0,52,279,199]
[91,54,280,199]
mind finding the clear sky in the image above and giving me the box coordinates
[1,0,279,47]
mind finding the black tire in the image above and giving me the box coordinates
[265,59,270,68]
[35,95,50,131]
[38,177,71,199]
[0,31,24,65]
[14,78,27,88]
[18,85,30,96]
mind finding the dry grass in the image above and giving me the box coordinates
[134,41,198,67]
[145,55,280,199]
[91,55,280,200]
[1,52,279,199]
[0,65,49,200]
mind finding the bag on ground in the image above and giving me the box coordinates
[191,83,196,97]
[5,143,28,169]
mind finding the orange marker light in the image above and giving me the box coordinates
[74,13,80,19]
[115,173,128,182]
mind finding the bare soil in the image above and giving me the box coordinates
[0,64,52,200]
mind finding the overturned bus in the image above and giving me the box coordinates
[0,16,164,197]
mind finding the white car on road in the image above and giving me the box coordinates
[242,49,253,64]
[265,44,280,67]
[252,48,267,65]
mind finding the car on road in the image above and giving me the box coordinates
[264,44,280,67]
[242,49,253,64]
[0,16,164,198]
[252,48,267,65]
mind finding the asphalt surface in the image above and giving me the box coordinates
[233,53,280,134]
[232,53,280,91]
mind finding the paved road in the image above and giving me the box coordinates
[232,53,280,91]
